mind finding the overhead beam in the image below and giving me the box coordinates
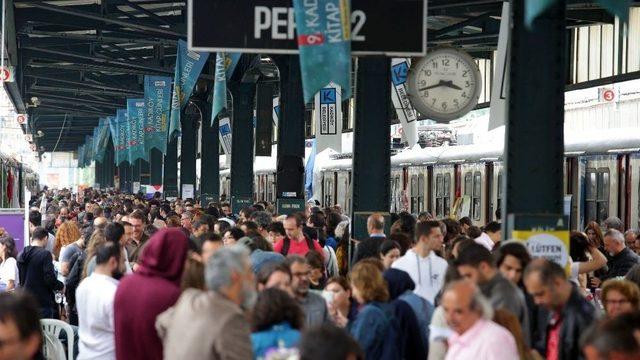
[430,12,496,38]
[125,0,173,26]
[23,73,143,95]
[24,2,183,37]
[18,30,177,46]
[27,91,124,108]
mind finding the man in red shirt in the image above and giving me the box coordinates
[274,214,323,257]
[524,259,595,360]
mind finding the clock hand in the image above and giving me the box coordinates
[418,80,447,91]
[444,81,463,90]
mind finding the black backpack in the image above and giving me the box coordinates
[280,236,316,256]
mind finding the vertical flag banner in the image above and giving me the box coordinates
[526,0,630,28]
[168,39,209,139]
[95,118,111,162]
[108,116,118,165]
[390,58,418,146]
[314,82,342,152]
[116,109,128,165]
[304,139,317,200]
[292,0,352,103]
[127,98,147,162]
[219,117,233,157]
[144,75,172,154]
[85,135,94,165]
[489,2,510,131]
[77,144,85,168]
[272,97,280,127]
[211,52,241,123]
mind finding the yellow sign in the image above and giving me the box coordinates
[512,230,571,273]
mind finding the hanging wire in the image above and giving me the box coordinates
[51,114,67,162]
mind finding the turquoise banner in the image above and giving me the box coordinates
[108,116,120,165]
[77,144,85,168]
[292,0,352,103]
[116,109,128,165]
[526,0,630,27]
[211,52,241,123]
[94,118,110,162]
[84,135,94,167]
[127,98,147,162]
[168,39,209,139]
[144,75,172,154]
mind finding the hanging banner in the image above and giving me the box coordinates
[108,116,120,165]
[127,98,147,162]
[273,97,280,127]
[95,118,111,162]
[314,83,342,152]
[77,144,85,168]
[116,109,129,165]
[84,135,94,166]
[292,0,352,103]
[390,58,418,146]
[219,117,233,157]
[144,75,172,154]
[489,2,510,131]
[211,52,241,123]
[168,39,209,139]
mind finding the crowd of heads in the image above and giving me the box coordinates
[0,187,639,359]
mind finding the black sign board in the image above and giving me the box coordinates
[188,0,426,56]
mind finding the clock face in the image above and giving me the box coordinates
[407,48,482,122]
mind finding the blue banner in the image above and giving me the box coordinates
[116,109,129,165]
[84,135,94,166]
[292,0,352,103]
[77,144,85,168]
[144,76,172,154]
[108,116,119,165]
[94,118,111,162]
[211,52,241,124]
[127,98,147,163]
[168,39,209,139]
[304,139,316,200]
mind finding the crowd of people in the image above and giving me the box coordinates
[0,188,639,359]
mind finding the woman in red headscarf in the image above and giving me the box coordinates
[114,227,189,360]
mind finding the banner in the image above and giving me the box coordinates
[127,98,147,162]
[144,75,172,154]
[108,116,119,165]
[219,116,233,157]
[94,118,111,162]
[84,135,94,166]
[314,83,342,152]
[489,2,510,131]
[116,109,129,165]
[526,0,630,27]
[168,39,209,139]
[211,52,241,123]
[273,97,280,127]
[77,144,85,168]
[292,0,352,103]
[390,58,418,146]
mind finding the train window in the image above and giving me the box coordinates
[394,175,401,213]
[585,168,610,225]
[444,173,451,217]
[435,174,444,218]
[418,173,425,212]
[411,175,418,214]
[473,172,482,221]
[464,172,472,195]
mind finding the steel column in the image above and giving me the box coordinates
[149,148,163,187]
[503,0,566,235]
[140,159,150,185]
[351,57,391,240]
[179,102,199,200]
[228,81,256,212]
[200,101,219,205]
[163,138,178,199]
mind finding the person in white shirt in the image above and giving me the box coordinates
[0,236,19,290]
[76,242,124,360]
[392,220,448,303]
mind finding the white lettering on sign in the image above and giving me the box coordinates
[253,6,365,42]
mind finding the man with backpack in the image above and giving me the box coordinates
[274,214,324,258]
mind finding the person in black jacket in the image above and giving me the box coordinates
[591,229,640,288]
[352,213,386,264]
[524,259,596,360]
[17,227,64,319]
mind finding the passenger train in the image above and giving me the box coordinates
[220,128,640,231]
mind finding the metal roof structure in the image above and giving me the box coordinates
[4,0,634,152]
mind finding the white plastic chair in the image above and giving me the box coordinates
[40,319,74,360]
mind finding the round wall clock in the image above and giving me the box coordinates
[407,47,482,122]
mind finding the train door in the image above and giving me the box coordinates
[432,165,454,219]
[459,163,485,225]
[323,172,335,208]
[336,171,350,214]
[583,155,617,227]
[390,169,403,213]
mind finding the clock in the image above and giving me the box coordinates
[407,48,482,122]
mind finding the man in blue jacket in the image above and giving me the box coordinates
[17,227,64,318]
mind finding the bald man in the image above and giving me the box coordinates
[352,213,386,264]
[442,281,518,360]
